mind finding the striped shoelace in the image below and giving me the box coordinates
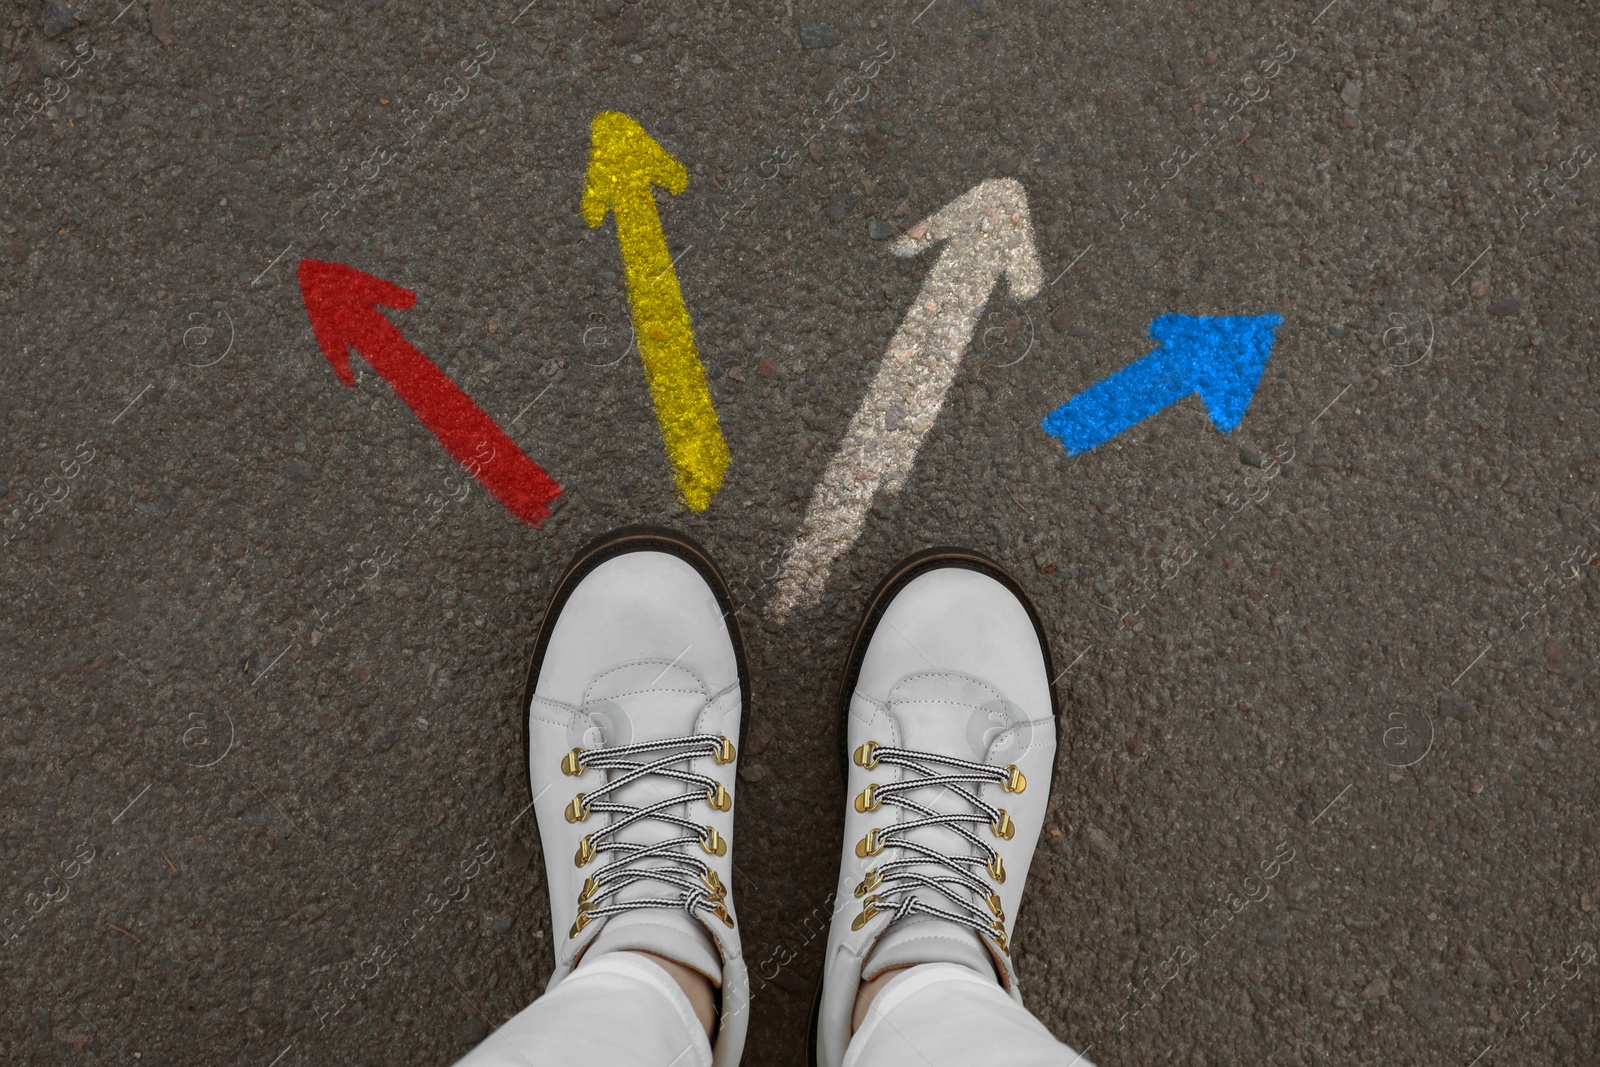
[846,739,1027,954]
[560,733,737,938]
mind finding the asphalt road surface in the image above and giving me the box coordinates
[3,0,1598,1064]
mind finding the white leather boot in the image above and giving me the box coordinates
[813,549,1058,1067]
[524,526,749,1066]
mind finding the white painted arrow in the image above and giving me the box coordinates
[768,178,1041,620]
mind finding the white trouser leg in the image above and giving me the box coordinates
[454,952,713,1067]
[844,963,1096,1067]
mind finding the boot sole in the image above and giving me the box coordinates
[810,545,1059,1066]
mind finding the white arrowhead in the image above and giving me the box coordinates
[768,178,1040,620]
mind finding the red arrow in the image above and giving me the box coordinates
[296,258,561,525]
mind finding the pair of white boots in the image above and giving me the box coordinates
[517,526,1062,1065]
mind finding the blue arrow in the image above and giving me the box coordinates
[1041,313,1282,455]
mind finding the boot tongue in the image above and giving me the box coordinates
[580,659,711,839]
[884,670,1012,858]
[864,671,1018,986]
[585,908,723,984]
[861,914,998,984]
[578,661,724,980]
[886,670,1032,758]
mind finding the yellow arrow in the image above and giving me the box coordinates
[581,111,730,512]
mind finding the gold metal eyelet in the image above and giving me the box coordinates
[570,911,593,938]
[986,890,1004,919]
[713,737,736,764]
[575,836,597,867]
[702,826,727,856]
[987,854,1006,883]
[564,793,591,823]
[854,869,883,898]
[561,748,586,776]
[855,828,885,858]
[991,809,1015,840]
[853,783,882,813]
[1002,764,1026,793]
[851,898,880,931]
[991,923,1010,955]
[712,902,735,928]
[579,875,600,904]
[853,741,880,769]
[706,781,733,812]
[700,868,726,898]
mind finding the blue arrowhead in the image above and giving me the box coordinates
[1040,312,1282,455]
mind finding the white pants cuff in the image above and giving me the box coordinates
[453,952,712,1067]
[844,963,1096,1067]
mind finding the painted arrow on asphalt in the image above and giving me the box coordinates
[768,178,1041,620]
[583,110,730,513]
[1041,313,1282,455]
[297,258,563,524]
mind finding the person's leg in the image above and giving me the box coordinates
[640,951,717,1036]
[846,963,1092,1067]
[455,527,752,1067]
[813,548,1095,1067]
[455,951,711,1067]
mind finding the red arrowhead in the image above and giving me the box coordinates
[296,258,562,525]
[298,258,417,385]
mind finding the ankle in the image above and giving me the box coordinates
[628,950,717,1039]
[851,964,909,1034]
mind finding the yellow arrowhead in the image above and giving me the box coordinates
[581,111,729,512]
[582,111,688,224]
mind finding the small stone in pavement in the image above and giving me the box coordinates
[148,0,175,46]
[43,0,75,38]
[825,193,858,222]
[798,21,841,49]
[613,5,643,44]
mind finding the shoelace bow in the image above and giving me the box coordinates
[560,733,736,939]
[847,739,1027,954]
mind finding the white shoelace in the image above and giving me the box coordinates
[561,733,736,939]
[848,740,1027,954]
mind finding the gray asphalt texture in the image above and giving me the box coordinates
[3,0,1598,1063]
